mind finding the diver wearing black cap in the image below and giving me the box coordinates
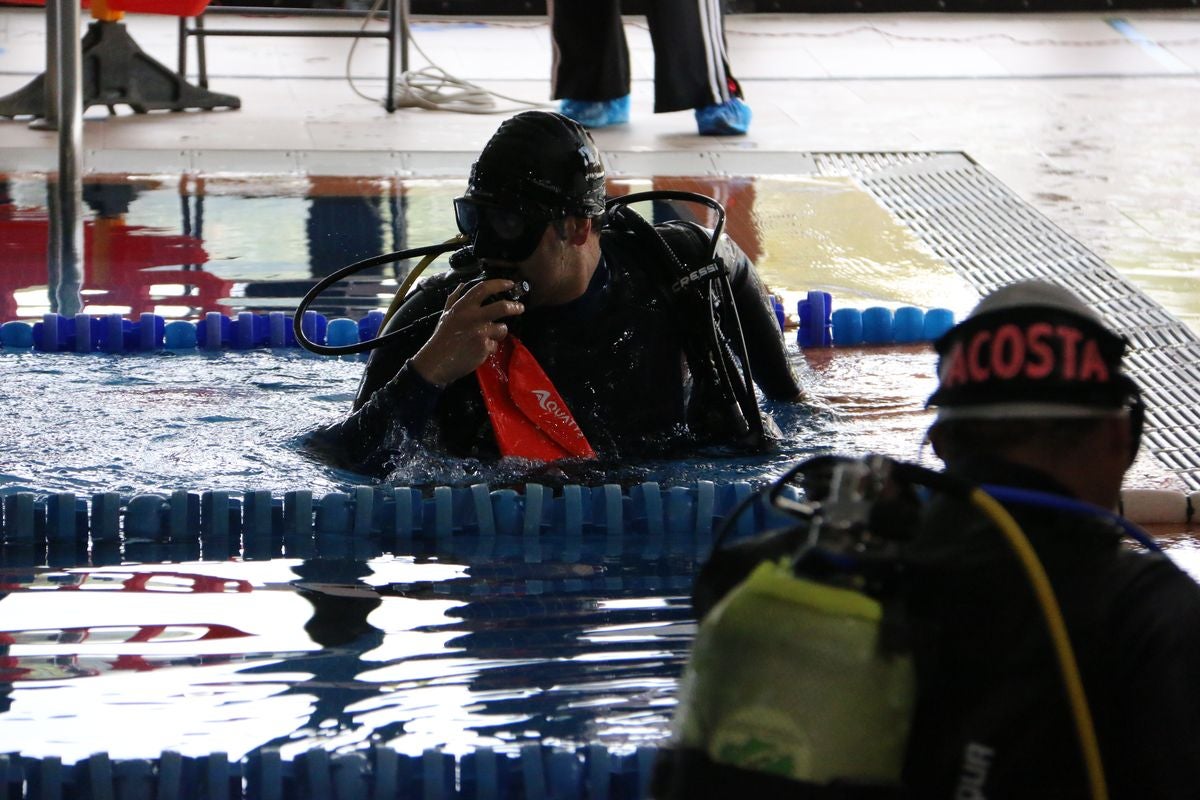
[904,281,1200,798]
[318,111,802,473]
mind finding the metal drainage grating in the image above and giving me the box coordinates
[814,151,1200,491]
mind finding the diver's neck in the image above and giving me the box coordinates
[549,239,602,307]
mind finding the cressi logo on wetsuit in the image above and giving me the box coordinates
[671,260,725,293]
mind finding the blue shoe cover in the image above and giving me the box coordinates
[559,95,630,129]
[695,97,752,136]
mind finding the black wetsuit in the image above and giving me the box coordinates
[315,222,800,474]
[903,458,1200,798]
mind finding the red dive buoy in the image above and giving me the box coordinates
[475,335,596,462]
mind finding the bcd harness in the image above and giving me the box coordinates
[294,190,770,461]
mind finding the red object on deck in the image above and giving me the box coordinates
[108,0,211,15]
[0,0,211,14]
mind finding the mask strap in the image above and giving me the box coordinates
[1118,375,1145,465]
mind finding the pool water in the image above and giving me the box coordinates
[1,172,983,323]
[0,170,1195,768]
[0,552,697,764]
[1,170,984,497]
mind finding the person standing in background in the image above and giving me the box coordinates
[549,0,752,136]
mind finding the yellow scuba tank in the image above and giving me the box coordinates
[664,455,920,792]
[673,557,914,786]
[663,454,1109,799]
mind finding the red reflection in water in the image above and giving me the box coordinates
[607,176,760,265]
[0,188,224,322]
[0,173,759,323]
[650,176,761,265]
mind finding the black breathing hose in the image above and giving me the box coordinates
[291,240,463,357]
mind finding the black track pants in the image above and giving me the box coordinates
[549,0,743,113]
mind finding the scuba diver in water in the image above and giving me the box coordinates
[655,281,1200,798]
[313,110,803,475]
[904,281,1200,797]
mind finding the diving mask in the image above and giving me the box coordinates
[454,197,552,262]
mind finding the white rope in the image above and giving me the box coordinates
[346,1,551,114]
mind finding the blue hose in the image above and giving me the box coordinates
[981,484,1163,554]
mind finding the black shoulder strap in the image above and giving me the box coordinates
[654,219,712,264]
[605,205,766,449]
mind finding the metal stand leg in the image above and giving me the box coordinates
[384,0,409,114]
[0,74,50,121]
[53,0,83,319]
[196,14,210,89]
[0,19,240,119]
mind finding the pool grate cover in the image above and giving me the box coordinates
[814,151,1200,491]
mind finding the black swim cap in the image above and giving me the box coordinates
[463,111,606,222]
[926,281,1135,420]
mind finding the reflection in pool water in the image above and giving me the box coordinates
[0,553,695,763]
[1,170,1194,768]
[0,172,983,325]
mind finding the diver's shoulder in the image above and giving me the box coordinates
[600,218,711,258]
[399,267,480,306]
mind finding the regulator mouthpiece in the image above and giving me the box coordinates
[464,269,531,307]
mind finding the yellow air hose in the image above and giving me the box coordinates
[968,487,1108,800]
[380,235,469,330]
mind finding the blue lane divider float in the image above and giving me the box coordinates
[0,744,665,800]
[0,481,800,566]
[2,481,1190,567]
[6,299,948,354]
[0,311,388,354]
[795,290,956,347]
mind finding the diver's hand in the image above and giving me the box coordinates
[410,279,525,387]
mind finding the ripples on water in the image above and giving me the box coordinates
[0,341,953,761]
[0,346,947,497]
[3,167,1195,763]
[0,553,696,762]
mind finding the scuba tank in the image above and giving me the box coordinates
[658,454,1146,800]
[662,456,920,796]
[675,563,915,787]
